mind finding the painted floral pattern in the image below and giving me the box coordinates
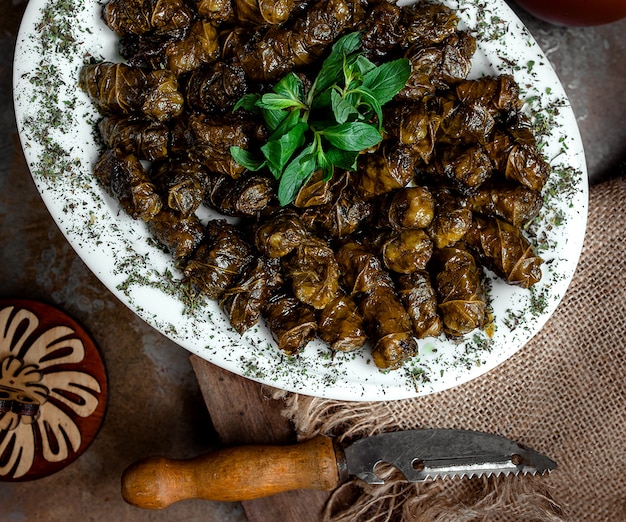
[0,305,103,479]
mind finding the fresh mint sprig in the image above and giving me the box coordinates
[230,32,411,206]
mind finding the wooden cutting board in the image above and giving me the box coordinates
[190,354,330,521]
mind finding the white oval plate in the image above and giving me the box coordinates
[14,0,587,400]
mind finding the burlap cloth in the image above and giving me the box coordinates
[282,176,626,521]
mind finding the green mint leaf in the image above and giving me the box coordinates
[316,148,334,181]
[230,146,266,171]
[234,93,261,114]
[350,86,383,129]
[261,121,308,176]
[262,107,288,132]
[331,89,359,124]
[354,55,376,76]
[362,58,412,105]
[310,32,362,99]
[325,146,359,171]
[257,93,304,111]
[278,144,317,205]
[272,72,305,103]
[322,122,382,151]
[268,109,304,141]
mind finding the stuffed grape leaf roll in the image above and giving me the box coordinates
[396,270,443,339]
[463,183,544,227]
[263,291,317,355]
[80,63,184,122]
[432,245,487,336]
[425,187,473,249]
[183,219,255,299]
[151,158,209,216]
[455,74,523,116]
[356,144,416,200]
[146,208,204,261]
[336,240,417,370]
[379,187,435,231]
[464,215,543,288]
[98,115,170,161]
[204,173,275,217]
[284,237,341,310]
[233,0,296,26]
[317,294,367,353]
[384,101,442,163]
[185,62,249,114]
[183,113,261,178]
[300,175,373,240]
[93,147,162,221]
[360,285,418,371]
[220,256,283,334]
[379,229,433,274]
[254,208,308,258]
[163,20,220,76]
[103,0,193,38]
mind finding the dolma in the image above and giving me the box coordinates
[485,126,550,192]
[141,69,185,122]
[360,285,418,371]
[384,101,442,163]
[400,1,459,47]
[284,237,341,310]
[103,0,193,37]
[380,229,433,274]
[151,158,209,216]
[80,63,184,122]
[254,208,308,258]
[425,188,473,249]
[335,240,393,296]
[356,144,416,200]
[80,62,148,115]
[164,20,220,76]
[146,208,204,261]
[317,294,367,352]
[263,291,317,355]
[183,113,259,178]
[233,0,296,26]
[455,75,523,116]
[220,256,283,334]
[464,215,543,288]
[237,0,357,82]
[380,187,435,230]
[196,0,234,23]
[504,141,550,193]
[292,170,334,208]
[358,1,403,59]
[438,101,496,146]
[432,245,487,337]
[400,31,475,100]
[204,173,275,217]
[396,270,443,339]
[93,148,162,221]
[463,183,544,227]
[336,241,417,370]
[98,115,170,161]
[183,219,255,299]
[185,62,249,114]
[118,33,176,69]
[427,144,493,191]
[300,178,372,240]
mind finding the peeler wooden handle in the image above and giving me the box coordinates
[121,434,341,509]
